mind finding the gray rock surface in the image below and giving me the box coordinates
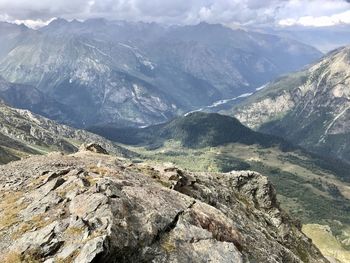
[0,149,328,262]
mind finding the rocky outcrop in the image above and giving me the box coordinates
[0,148,327,262]
[79,143,109,155]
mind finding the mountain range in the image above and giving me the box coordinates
[0,19,321,127]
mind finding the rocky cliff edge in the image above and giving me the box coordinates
[0,146,327,263]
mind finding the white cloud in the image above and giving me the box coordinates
[0,0,349,28]
[12,18,55,28]
[279,9,350,27]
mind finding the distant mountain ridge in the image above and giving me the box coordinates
[0,19,321,127]
[89,112,294,150]
[259,25,350,53]
[232,45,350,163]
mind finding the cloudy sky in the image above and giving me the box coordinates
[0,0,349,28]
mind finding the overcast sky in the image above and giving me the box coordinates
[0,0,349,28]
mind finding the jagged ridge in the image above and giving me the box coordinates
[0,102,134,164]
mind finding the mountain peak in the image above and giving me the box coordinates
[48,17,69,26]
[0,21,29,31]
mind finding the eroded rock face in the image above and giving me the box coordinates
[0,152,328,262]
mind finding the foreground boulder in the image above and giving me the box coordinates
[0,151,327,262]
[78,143,109,155]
